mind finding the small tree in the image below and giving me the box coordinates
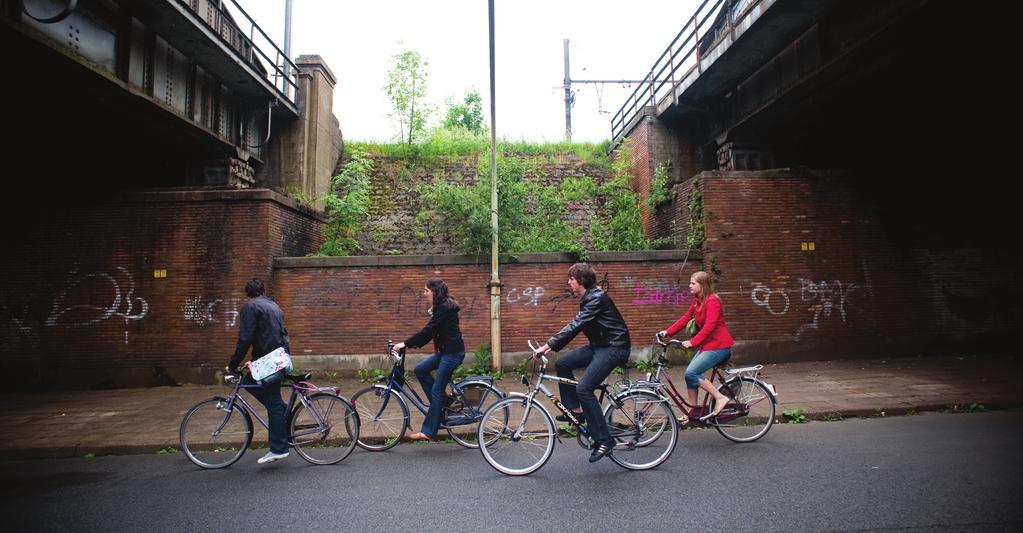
[442,89,485,133]
[385,50,432,145]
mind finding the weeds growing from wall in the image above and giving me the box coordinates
[314,150,373,256]
[686,178,705,249]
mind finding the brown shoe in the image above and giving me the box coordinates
[408,432,435,442]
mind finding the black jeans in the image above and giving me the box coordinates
[244,371,288,454]
[555,345,630,446]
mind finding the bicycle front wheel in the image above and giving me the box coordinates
[478,397,556,476]
[352,385,409,451]
[179,397,252,469]
[445,383,506,448]
[604,390,678,471]
[713,377,775,442]
[290,393,359,465]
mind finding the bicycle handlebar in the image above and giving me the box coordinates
[526,340,548,367]
[654,333,684,348]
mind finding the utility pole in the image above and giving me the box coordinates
[488,0,502,370]
[563,39,573,142]
[562,39,658,142]
[283,0,293,97]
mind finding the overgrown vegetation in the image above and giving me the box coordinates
[686,178,705,249]
[647,163,675,209]
[346,128,610,166]
[314,151,373,256]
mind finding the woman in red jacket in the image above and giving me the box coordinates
[658,271,734,419]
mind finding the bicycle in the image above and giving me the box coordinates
[476,340,678,476]
[640,333,778,442]
[179,370,360,469]
[351,341,506,450]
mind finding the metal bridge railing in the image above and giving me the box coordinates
[182,0,299,104]
[609,0,766,143]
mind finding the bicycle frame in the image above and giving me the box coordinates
[219,372,340,439]
[648,361,725,414]
[514,353,616,442]
[643,336,776,424]
[370,347,498,427]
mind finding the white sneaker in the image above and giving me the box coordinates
[257,451,289,464]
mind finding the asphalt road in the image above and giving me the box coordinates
[3,410,1022,532]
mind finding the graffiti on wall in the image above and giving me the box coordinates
[46,267,149,344]
[750,272,865,340]
[183,296,241,329]
[506,286,545,306]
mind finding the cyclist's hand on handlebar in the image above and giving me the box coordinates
[393,342,406,351]
[681,340,693,349]
[533,343,552,359]
[656,330,668,340]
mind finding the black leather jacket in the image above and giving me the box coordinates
[405,300,465,355]
[547,287,630,351]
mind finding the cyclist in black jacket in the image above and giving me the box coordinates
[224,278,291,465]
[534,263,630,463]
[393,278,465,442]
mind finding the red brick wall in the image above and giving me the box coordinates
[274,252,699,364]
[0,189,323,388]
[695,170,930,358]
[621,121,657,238]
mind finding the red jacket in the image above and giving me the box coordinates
[665,294,734,350]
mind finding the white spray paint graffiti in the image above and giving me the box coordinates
[794,279,859,338]
[506,286,545,306]
[182,297,241,329]
[750,283,791,315]
[750,278,861,339]
[46,267,149,344]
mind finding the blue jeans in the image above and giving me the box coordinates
[684,348,732,388]
[414,351,465,438]
[555,345,630,446]
[244,370,288,454]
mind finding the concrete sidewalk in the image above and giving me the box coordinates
[4,354,1020,459]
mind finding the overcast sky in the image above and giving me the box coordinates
[241,0,702,143]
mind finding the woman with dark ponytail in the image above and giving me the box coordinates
[393,278,465,441]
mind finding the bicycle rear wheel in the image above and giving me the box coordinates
[713,377,775,442]
[445,383,506,448]
[290,393,359,465]
[478,397,556,476]
[352,385,409,451]
[604,390,678,471]
[179,397,252,469]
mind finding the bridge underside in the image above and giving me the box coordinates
[629,0,1009,248]
[620,0,1018,353]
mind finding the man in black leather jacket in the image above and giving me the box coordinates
[535,263,631,463]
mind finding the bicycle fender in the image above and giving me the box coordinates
[455,379,495,389]
[455,375,494,385]
[753,378,779,401]
[612,388,671,404]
